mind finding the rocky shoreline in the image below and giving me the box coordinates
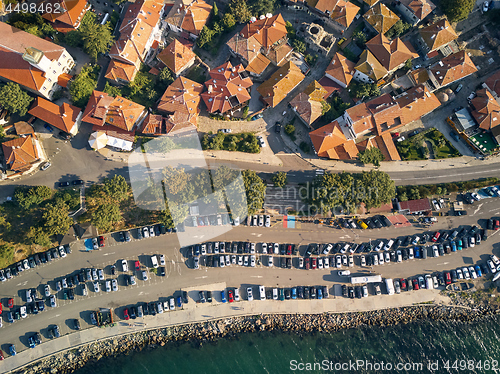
[15,303,500,374]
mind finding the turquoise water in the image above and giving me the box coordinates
[74,317,500,373]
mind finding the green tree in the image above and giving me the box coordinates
[14,186,52,209]
[42,200,73,236]
[404,59,412,70]
[360,170,395,209]
[441,0,474,22]
[69,64,98,107]
[285,21,296,38]
[0,82,33,116]
[292,39,306,54]
[242,170,266,215]
[144,136,176,153]
[103,81,122,97]
[197,26,215,48]
[65,30,83,47]
[285,124,295,135]
[158,67,174,86]
[272,171,288,188]
[385,20,411,38]
[229,0,252,24]
[162,166,189,197]
[26,226,52,247]
[102,175,130,202]
[250,0,278,16]
[213,2,219,17]
[348,81,380,99]
[321,100,331,115]
[211,132,225,150]
[0,126,5,140]
[0,243,15,265]
[358,147,385,167]
[91,203,122,231]
[222,13,236,30]
[353,30,367,46]
[399,191,408,201]
[79,13,114,61]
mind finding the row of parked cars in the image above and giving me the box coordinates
[334,215,391,230]
[123,291,189,320]
[0,245,70,282]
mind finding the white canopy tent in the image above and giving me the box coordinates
[88,131,108,149]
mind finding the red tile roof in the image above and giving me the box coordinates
[430,50,477,88]
[400,0,436,20]
[331,0,360,29]
[325,52,355,87]
[42,0,90,32]
[257,61,305,108]
[375,132,400,161]
[485,70,500,97]
[419,19,457,52]
[395,84,441,124]
[28,97,81,133]
[471,88,500,130]
[363,3,400,34]
[399,198,431,213]
[366,34,418,71]
[241,14,287,51]
[201,61,253,114]
[157,76,204,124]
[165,0,212,36]
[157,38,196,75]
[2,134,39,171]
[290,81,327,125]
[310,120,348,157]
[105,60,138,83]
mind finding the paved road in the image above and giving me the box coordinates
[2,193,500,358]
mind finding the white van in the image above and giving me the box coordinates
[385,278,395,295]
[383,240,394,251]
[425,274,434,289]
[151,255,159,268]
[375,241,384,251]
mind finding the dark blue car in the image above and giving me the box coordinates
[176,296,182,308]
[221,291,227,303]
[475,265,482,277]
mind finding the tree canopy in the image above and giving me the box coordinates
[228,0,251,23]
[348,81,380,99]
[69,64,98,108]
[79,12,114,61]
[358,147,385,167]
[441,0,474,22]
[0,83,33,116]
[272,171,288,188]
[242,170,266,215]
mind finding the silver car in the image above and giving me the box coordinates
[149,226,155,237]
[112,279,118,291]
[169,298,175,311]
[93,281,100,292]
[142,270,148,281]
[105,280,111,292]
[250,255,256,267]
[98,269,104,280]
[44,284,51,297]
[50,295,57,307]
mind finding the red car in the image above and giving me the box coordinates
[400,278,407,291]
[431,232,440,242]
[228,289,234,303]
[0,350,4,361]
[495,220,500,230]
[305,257,310,270]
[311,257,317,269]
[124,308,130,320]
[135,261,140,271]
[286,244,292,255]
[7,298,13,308]
[412,278,419,290]
[445,272,452,285]
[98,236,105,247]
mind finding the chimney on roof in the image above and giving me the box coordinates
[62,113,67,117]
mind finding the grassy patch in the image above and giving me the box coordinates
[185,65,207,84]
[201,132,260,153]
[396,128,460,161]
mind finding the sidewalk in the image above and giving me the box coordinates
[2,287,447,373]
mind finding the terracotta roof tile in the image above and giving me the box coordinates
[363,3,399,34]
[395,84,440,124]
[241,14,287,50]
[2,134,39,171]
[245,53,271,75]
[366,34,418,71]
[28,97,81,133]
[42,0,90,31]
[354,49,388,81]
[325,52,355,86]
[485,70,500,97]
[105,60,138,83]
[419,19,457,52]
[141,113,164,134]
[227,34,262,64]
[92,124,135,143]
[157,76,204,121]
[165,111,198,133]
[166,0,212,36]
[267,42,293,65]
[310,120,348,157]
[363,0,379,6]
[374,133,400,160]
[157,38,196,75]
[257,61,305,107]
[429,50,477,88]
[471,88,500,130]
[400,0,436,20]
[331,0,360,29]
[290,81,327,125]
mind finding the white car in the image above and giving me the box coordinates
[201,244,206,255]
[324,258,329,269]
[58,246,67,258]
[142,227,149,238]
[349,256,354,267]
[220,255,225,268]
[50,295,57,307]
[360,255,366,266]
[483,0,489,12]
[23,259,30,270]
[157,301,163,314]
[44,284,51,297]
[247,287,254,301]
[112,279,118,291]
[252,215,258,226]
[432,199,440,211]
[375,242,384,251]
[250,255,256,267]
[268,256,273,267]
[318,258,323,269]
[262,243,267,254]
[273,288,278,300]
[238,256,243,266]
[273,243,279,254]
[378,252,384,265]
[258,215,264,226]
[105,280,111,292]
[121,259,128,272]
[169,298,175,311]
[20,306,27,318]
[259,286,265,300]
[265,215,271,227]
[250,243,256,254]
[471,192,481,201]
[299,257,304,268]
[159,254,165,266]
[433,245,439,257]
[257,136,266,147]
[244,255,249,266]
[492,186,500,197]
[234,288,240,301]
[93,281,100,292]
[231,255,236,265]
[149,226,155,237]
[338,270,351,276]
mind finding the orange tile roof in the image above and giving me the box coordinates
[157,76,204,121]
[109,0,163,70]
[157,38,196,75]
[331,0,360,29]
[366,34,418,71]
[2,134,39,171]
[166,0,212,36]
[375,133,400,161]
[325,52,355,86]
[92,124,135,143]
[165,111,198,133]
[314,0,338,13]
[105,60,138,83]
[141,113,164,134]
[363,3,399,34]
[430,50,477,88]
[14,121,35,136]
[354,49,388,81]
[485,70,500,97]
[267,42,293,65]
[400,0,436,20]
[310,120,348,157]
[42,0,90,31]
[257,61,305,108]
[245,53,271,75]
[82,90,145,132]
[227,34,262,64]
[419,19,457,52]
[241,14,287,51]
[290,81,327,125]
[471,88,500,130]
[57,73,73,88]
[201,61,253,114]
[363,0,379,6]
[395,84,441,124]
[28,97,81,133]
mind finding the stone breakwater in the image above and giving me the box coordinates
[15,305,500,374]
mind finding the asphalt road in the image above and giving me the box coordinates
[2,193,500,355]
